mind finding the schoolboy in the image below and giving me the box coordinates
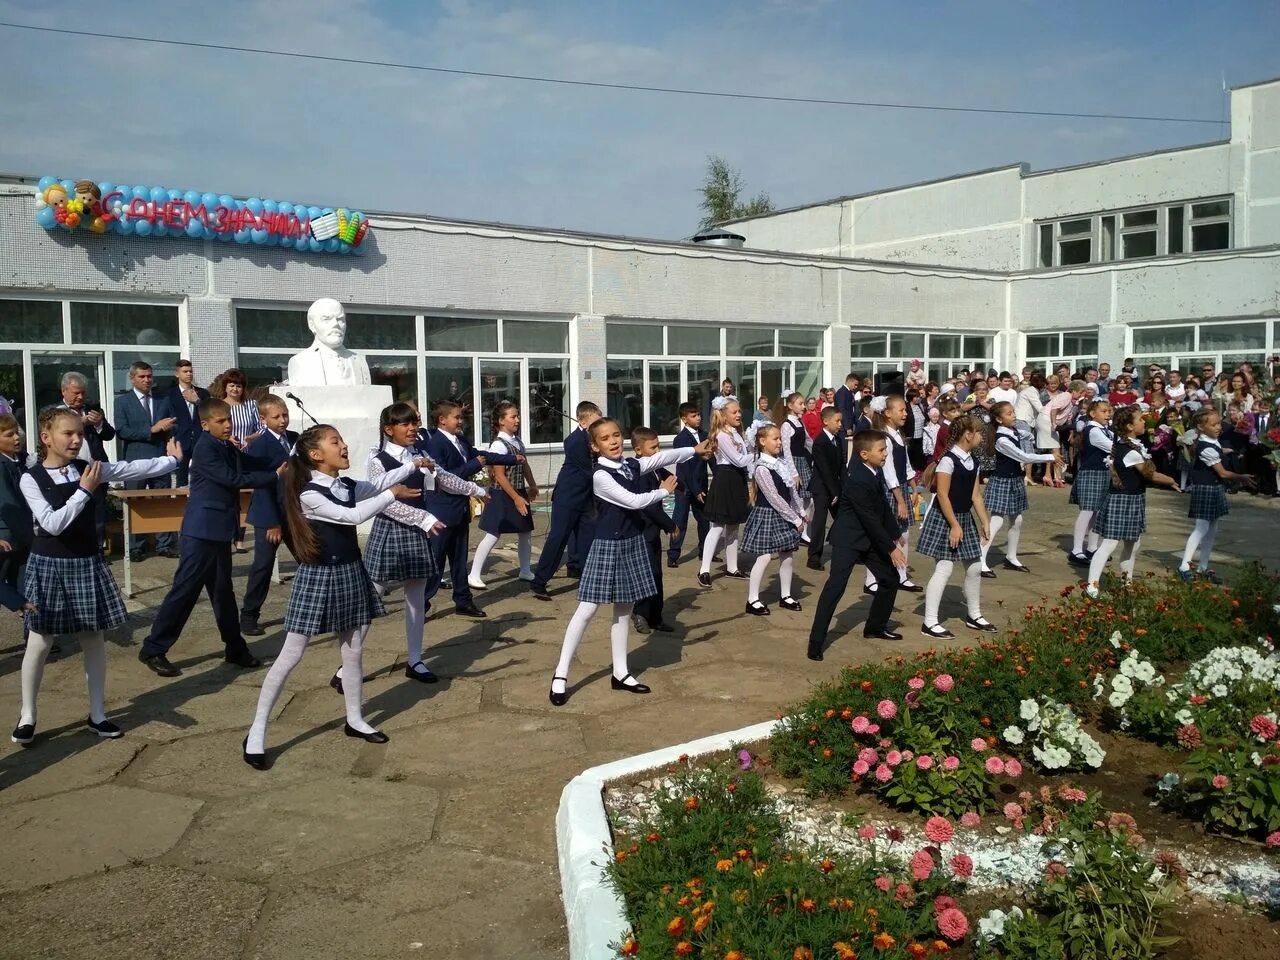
[138,399,281,677]
[630,427,676,633]
[529,401,603,600]
[239,395,299,637]
[0,414,32,595]
[667,402,709,567]
[805,405,844,569]
[806,430,904,661]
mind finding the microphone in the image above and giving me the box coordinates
[285,391,304,405]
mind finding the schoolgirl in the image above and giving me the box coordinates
[361,402,486,686]
[549,418,709,705]
[470,401,538,588]
[777,391,814,506]
[866,395,921,593]
[977,401,1059,577]
[244,425,427,767]
[1085,407,1180,598]
[741,424,806,615]
[1178,408,1255,583]
[1066,399,1114,567]
[697,398,752,587]
[916,414,995,640]
[12,407,181,746]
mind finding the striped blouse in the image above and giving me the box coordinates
[227,399,260,446]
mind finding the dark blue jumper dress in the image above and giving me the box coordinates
[577,459,658,605]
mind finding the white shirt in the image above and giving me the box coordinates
[713,429,753,469]
[752,454,803,524]
[994,426,1054,464]
[1165,383,1186,401]
[988,386,1018,406]
[365,440,483,532]
[881,427,915,491]
[936,447,975,476]
[1120,439,1150,470]
[299,463,416,525]
[592,449,693,509]
[1197,436,1222,467]
[21,456,179,534]
[1086,423,1115,454]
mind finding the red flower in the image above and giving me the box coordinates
[923,816,954,844]
[936,907,969,941]
[910,849,935,880]
[1250,715,1278,741]
[950,854,974,878]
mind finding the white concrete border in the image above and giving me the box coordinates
[555,718,782,960]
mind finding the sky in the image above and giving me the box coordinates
[1,1,1277,239]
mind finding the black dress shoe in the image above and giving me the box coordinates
[549,676,569,707]
[980,568,997,579]
[224,648,262,669]
[921,623,956,640]
[805,558,824,571]
[667,559,679,569]
[128,552,146,564]
[611,674,651,694]
[897,582,923,593]
[455,604,487,618]
[724,569,748,580]
[697,572,711,588]
[745,600,770,616]
[1002,560,1031,573]
[138,651,182,677]
[779,596,802,612]
[530,586,551,601]
[329,673,344,695]
[1066,552,1091,567]
[240,619,265,637]
[650,621,675,633]
[86,717,123,738]
[242,736,268,770]
[10,722,34,746]
[157,549,179,559]
[963,615,999,633]
[343,722,389,744]
[806,648,824,662]
[405,661,439,683]
[863,628,904,641]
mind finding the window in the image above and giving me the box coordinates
[423,357,474,427]
[726,360,757,405]
[1192,221,1230,252]
[237,309,311,348]
[725,327,775,357]
[607,360,644,436]
[648,361,683,434]
[346,313,416,351]
[1062,332,1099,356]
[963,336,993,360]
[667,324,719,356]
[890,333,925,358]
[1198,322,1265,352]
[778,328,822,357]
[425,317,497,352]
[238,352,293,390]
[1167,206,1184,255]
[527,359,569,444]
[1133,326,1194,354]
[1100,215,1116,261]
[1026,334,1058,358]
[1038,224,1053,268]
[503,319,568,354]
[1037,196,1231,265]
[72,302,180,345]
[850,332,887,358]
[366,354,418,402]
[1024,330,1099,374]
[929,334,961,359]
[0,300,62,343]
[0,350,24,422]
[1057,218,1092,266]
[606,322,662,356]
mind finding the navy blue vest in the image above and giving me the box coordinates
[1112,440,1145,495]
[593,459,648,541]
[377,449,423,492]
[788,417,812,464]
[303,479,362,565]
[993,425,1023,479]
[1190,439,1223,487]
[30,460,98,558]
[1078,423,1112,472]
[755,463,792,513]
[494,436,526,491]
[943,451,978,513]
[888,431,908,485]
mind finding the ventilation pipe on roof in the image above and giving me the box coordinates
[690,229,746,249]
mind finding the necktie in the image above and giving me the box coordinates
[143,394,152,422]
[280,434,290,454]
[620,461,634,481]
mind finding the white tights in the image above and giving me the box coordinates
[1071,510,1100,555]
[1180,519,1219,572]
[550,601,637,693]
[402,578,429,668]
[18,630,108,727]
[1087,538,1140,588]
[247,627,375,753]
[748,551,795,603]
[980,514,1023,570]
[470,530,533,581]
[924,560,983,627]
[699,524,739,575]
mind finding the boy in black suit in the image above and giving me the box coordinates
[529,401,602,600]
[806,406,844,569]
[807,430,904,661]
[239,395,298,637]
[138,399,282,678]
[630,427,676,633]
[166,358,211,486]
[667,402,709,567]
[0,414,32,599]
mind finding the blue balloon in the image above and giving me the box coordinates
[307,237,323,253]
[149,187,167,204]
[277,201,294,216]
[323,237,340,253]
[307,206,322,221]
[278,233,293,248]
[246,197,263,215]
[186,219,204,238]
[250,228,268,244]
[200,193,218,210]
[234,229,250,244]
[116,215,135,235]
[134,219,153,237]
[98,182,115,198]
[321,207,334,217]
[167,189,182,203]
[37,175,57,190]
[36,206,56,228]
[61,179,76,194]
[153,223,169,238]
[218,195,234,209]
[183,190,201,207]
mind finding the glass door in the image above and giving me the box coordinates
[477,359,521,445]
[648,361,682,435]
[32,351,107,411]
[761,361,790,407]
[686,360,721,424]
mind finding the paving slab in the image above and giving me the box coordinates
[0,737,142,805]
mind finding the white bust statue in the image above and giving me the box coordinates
[286,298,373,386]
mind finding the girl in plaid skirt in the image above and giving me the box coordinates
[1178,409,1256,583]
[1085,407,1180,599]
[916,414,995,640]
[244,425,428,767]
[698,398,752,587]
[865,395,923,595]
[549,418,709,705]
[470,401,538,589]
[778,392,814,504]
[12,407,181,747]
[1067,400,1115,567]
[978,402,1060,578]
[742,425,806,615]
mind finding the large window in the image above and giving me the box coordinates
[236,309,572,446]
[1131,319,1275,380]
[1036,197,1232,267]
[847,330,996,388]
[1024,329,1099,375]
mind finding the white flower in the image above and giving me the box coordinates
[1109,630,1123,649]
[978,906,1024,942]
[1211,684,1228,698]
[1156,772,1181,793]
[1174,708,1194,725]
[1020,699,1040,721]
[1133,662,1157,684]
[1108,690,1131,709]
[1251,752,1263,767]
[1111,674,1134,694]
[1003,726,1025,745]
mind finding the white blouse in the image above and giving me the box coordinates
[300,462,417,526]
[21,456,179,535]
[592,449,694,509]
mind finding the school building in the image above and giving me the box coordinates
[1,76,1278,471]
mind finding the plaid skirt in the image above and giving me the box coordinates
[284,560,386,636]
[794,458,813,491]
[883,486,912,536]
[578,534,656,604]
[364,515,439,583]
[983,476,1029,518]
[1094,492,1146,541]
[704,467,751,525]
[1069,469,1110,511]
[23,553,127,635]
[917,508,981,561]
[741,505,802,555]
[1188,483,1228,521]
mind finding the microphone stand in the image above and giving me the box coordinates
[286,392,320,428]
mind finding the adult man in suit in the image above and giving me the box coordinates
[113,360,179,561]
[834,373,860,452]
[239,395,298,637]
[806,405,844,570]
[528,400,602,600]
[59,371,116,549]
[138,398,281,677]
[667,402,709,567]
[806,430,905,661]
[165,358,210,487]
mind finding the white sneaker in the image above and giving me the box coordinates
[518,569,535,581]
[467,576,487,591]
[1085,583,1100,599]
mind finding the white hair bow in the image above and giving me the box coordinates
[711,395,737,411]
[869,396,888,413]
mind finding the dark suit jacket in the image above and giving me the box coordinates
[59,404,116,461]
[810,431,843,500]
[0,576,27,612]
[113,390,174,461]
[834,386,857,436]
[552,428,593,504]
[0,456,32,555]
[829,463,899,556]
[423,430,517,527]
[244,429,298,528]
[166,385,211,458]
[180,433,279,542]
[673,427,707,497]
[640,468,676,542]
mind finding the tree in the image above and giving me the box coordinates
[698,154,773,228]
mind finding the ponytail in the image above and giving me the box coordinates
[280,425,336,565]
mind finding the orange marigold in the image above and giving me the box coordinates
[793,948,813,960]
[674,941,695,957]
[873,932,896,950]
[667,916,686,937]
[819,857,835,873]
[725,953,745,960]
[798,897,817,913]
[620,936,640,956]
[684,797,699,810]
[693,914,712,934]
[908,944,927,958]
[833,942,858,960]
[736,848,752,860]
[647,832,661,843]
[716,858,735,872]
[931,941,951,954]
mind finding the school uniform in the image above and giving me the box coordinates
[917,449,982,562]
[531,427,595,593]
[239,427,299,629]
[1094,439,1150,541]
[742,456,804,556]
[165,384,210,485]
[668,424,709,565]
[1187,437,1229,520]
[881,427,914,537]
[0,453,32,592]
[703,429,752,526]
[807,429,843,562]
[635,468,676,628]
[983,426,1032,518]
[479,432,532,535]
[58,403,115,547]
[113,387,177,557]
[140,433,279,662]
[780,414,814,494]
[1069,422,1114,512]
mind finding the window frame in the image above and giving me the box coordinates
[1033,195,1232,267]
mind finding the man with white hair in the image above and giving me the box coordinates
[59,370,115,550]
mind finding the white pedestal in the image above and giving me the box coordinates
[272,384,392,481]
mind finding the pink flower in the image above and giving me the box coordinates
[1265,831,1280,848]
[1058,786,1087,804]
[886,826,905,842]
[877,699,898,720]
[858,747,879,765]
[1003,802,1024,821]
[879,739,893,748]
[1250,715,1278,741]
[904,690,921,709]
[970,737,988,753]
[942,755,960,771]
[908,676,926,690]
[936,907,969,941]
[1176,723,1202,749]
[916,755,935,771]
[873,874,892,891]
[886,750,903,766]
[901,749,914,762]
[959,811,981,828]
[934,674,955,693]
[866,723,880,735]
[858,824,878,840]
[950,854,974,878]
[924,816,955,844]
[894,882,915,904]
[1004,758,1023,778]
[1212,774,1230,790]
[910,849,935,880]
[737,749,753,770]
[851,715,871,734]
[933,895,957,913]
[852,759,870,777]
[874,763,893,783]
[984,756,1005,775]
[1044,862,1069,883]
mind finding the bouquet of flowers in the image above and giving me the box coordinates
[1260,425,1280,467]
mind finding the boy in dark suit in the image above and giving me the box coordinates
[138,399,281,677]
[529,401,602,600]
[806,406,844,569]
[807,430,905,661]
[165,358,211,486]
[239,395,298,637]
[113,360,179,560]
[630,427,676,633]
[0,414,32,595]
[667,402,709,568]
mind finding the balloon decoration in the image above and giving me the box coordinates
[33,175,370,255]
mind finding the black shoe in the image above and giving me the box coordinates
[697,572,711,588]
[667,558,680,569]
[86,717,122,738]
[631,615,651,635]
[864,628,904,641]
[863,583,879,595]
[128,552,146,563]
[566,568,582,579]
[1067,552,1091,567]
[530,585,551,601]
[724,569,748,580]
[157,549,179,559]
[242,736,268,770]
[1003,561,1031,573]
[10,723,34,746]
[343,722,389,744]
[921,623,956,640]
[806,558,824,571]
[329,673,343,695]
[240,619,265,637]
[138,651,182,677]
[897,582,923,593]
[650,621,675,633]
[611,674,651,694]
[779,596,802,612]
[963,615,999,633]
[745,600,770,616]
[405,661,439,683]
[455,604,487,618]
[980,568,997,579]
[806,648,824,662]
[224,648,262,669]
[549,676,569,707]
